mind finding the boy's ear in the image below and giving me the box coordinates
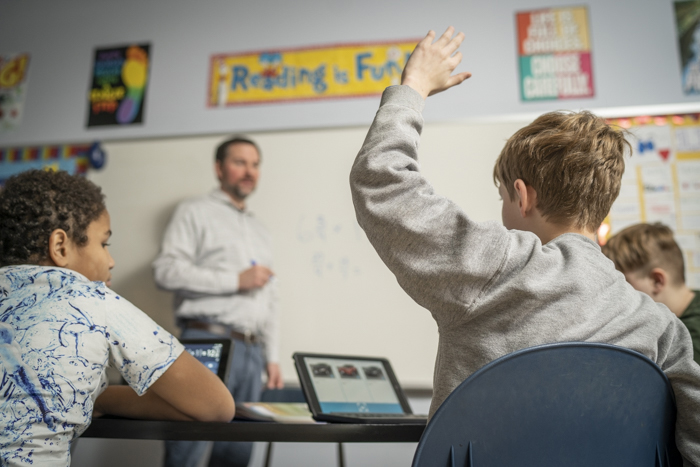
[650,268,668,295]
[47,229,72,268]
[513,179,538,218]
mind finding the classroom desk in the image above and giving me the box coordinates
[81,418,425,466]
[81,417,426,443]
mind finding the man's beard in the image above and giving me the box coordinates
[225,182,254,201]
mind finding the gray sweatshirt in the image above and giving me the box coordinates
[350,85,700,465]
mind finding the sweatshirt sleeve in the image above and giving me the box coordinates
[349,85,511,323]
[152,202,240,295]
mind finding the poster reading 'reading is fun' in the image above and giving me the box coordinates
[516,6,594,101]
[208,40,417,106]
[87,44,150,127]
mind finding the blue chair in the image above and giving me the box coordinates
[412,342,682,467]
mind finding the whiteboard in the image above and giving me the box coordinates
[88,117,526,387]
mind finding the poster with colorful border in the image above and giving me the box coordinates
[516,6,594,101]
[87,43,150,127]
[0,53,30,132]
[603,113,700,288]
[208,40,418,106]
[674,1,700,94]
[0,144,92,186]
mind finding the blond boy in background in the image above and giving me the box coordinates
[603,222,700,363]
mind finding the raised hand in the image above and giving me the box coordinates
[401,26,472,99]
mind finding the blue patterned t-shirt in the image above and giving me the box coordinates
[0,266,184,466]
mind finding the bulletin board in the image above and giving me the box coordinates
[606,113,700,288]
[0,144,93,185]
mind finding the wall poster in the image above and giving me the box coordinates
[604,114,700,288]
[87,43,150,127]
[208,40,418,106]
[516,6,594,101]
[0,144,99,186]
[0,53,30,132]
[675,1,700,94]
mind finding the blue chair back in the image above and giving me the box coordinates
[412,342,681,467]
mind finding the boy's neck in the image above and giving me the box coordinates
[530,221,596,245]
[661,286,696,318]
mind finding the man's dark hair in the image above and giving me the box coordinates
[0,170,106,267]
[214,136,261,164]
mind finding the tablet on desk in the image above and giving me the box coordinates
[293,352,427,425]
[181,338,233,384]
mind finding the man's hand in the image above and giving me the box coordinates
[238,265,274,291]
[266,362,284,389]
[401,26,472,99]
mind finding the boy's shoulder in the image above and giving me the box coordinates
[0,265,109,302]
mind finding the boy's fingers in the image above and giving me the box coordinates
[449,50,463,67]
[419,30,436,48]
[449,71,472,86]
[428,72,472,96]
[436,26,455,46]
[446,32,465,55]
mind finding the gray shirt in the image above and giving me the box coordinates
[152,189,279,362]
[350,85,700,465]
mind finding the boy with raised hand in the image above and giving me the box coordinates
[0,170,235,467]
[350,27,700,464]
[603,222,700,363]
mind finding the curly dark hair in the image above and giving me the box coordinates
[0,170,106,267]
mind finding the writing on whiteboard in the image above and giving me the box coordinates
[296,214,364,279]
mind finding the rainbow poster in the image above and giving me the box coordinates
[516,6,594,101]
[0,53,30,132]
[87,43,150,127]
[208,40,418,106]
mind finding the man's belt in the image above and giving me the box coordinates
[184,320,259,345]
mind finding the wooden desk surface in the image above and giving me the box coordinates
[81,418,425,443]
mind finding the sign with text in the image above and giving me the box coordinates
[87,43,150,127]
[0,53,30,132]
[208,40,418,106]
[516,6,594,101]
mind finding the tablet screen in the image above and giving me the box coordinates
[185,342,224,374]
[181,338,233,383]
[303,356,404,414]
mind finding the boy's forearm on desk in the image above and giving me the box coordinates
[94,386,195,421]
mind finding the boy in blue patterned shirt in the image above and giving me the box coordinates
[0,170,235,467]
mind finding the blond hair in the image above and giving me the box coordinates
[602,223,686,285]
[493,111,630,231]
